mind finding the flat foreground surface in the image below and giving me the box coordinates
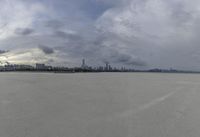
[1,73,200,137]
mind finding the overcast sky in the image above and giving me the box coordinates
[1,0,200,70]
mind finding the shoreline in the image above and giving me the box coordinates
[0,70,200,74]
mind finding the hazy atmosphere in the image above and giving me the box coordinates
[0,0,200,70]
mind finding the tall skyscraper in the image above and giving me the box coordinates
[105,61,109,71]
[81,59,86,68]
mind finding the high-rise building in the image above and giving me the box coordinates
[105,62,109,71]
[81,59,86,69]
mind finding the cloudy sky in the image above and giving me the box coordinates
[1,0,200,70]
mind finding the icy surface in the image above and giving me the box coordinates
[1,72,200,137]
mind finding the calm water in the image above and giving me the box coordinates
[1,72,200,137]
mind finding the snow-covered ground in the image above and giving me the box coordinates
[0,72,200,137]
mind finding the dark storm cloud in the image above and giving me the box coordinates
[14,28,34,35]
[0,50,8,54]
[54,31,68,38]
[45,20,64,30]
[80,0,113,19]
[101,48,147,66]
[38,45,54,54]
[112,53,146,66]
[54,31,81,40]
[47,59,54,63]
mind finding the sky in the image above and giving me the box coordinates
[1,0,200,70]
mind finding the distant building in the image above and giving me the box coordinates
[81,59,86,68]
[4,65,15,71]
[108,65,112,71]
[36,63,46,70]
[18,65,34,70]
[3,64,33,71]
[0,66,4,71]
[81,59,89,69]
[105,62,111,71]
[36,63,52,70]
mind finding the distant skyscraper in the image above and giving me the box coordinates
[105,61,109,71]
[81,59,86,69]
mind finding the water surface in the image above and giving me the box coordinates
[0,72,200,137]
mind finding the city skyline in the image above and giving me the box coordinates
[0,59,133,71]
[0,59,197,74]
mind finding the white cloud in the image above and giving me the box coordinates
[94,0,200,70]
[0,0,46,39]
